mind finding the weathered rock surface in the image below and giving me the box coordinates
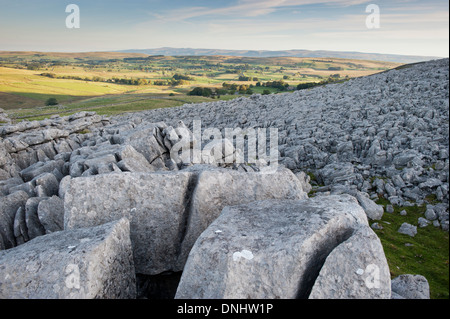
[64,171,194,275]
[0,191,29,250]
[24,197,47,240]
[391,274,430,299]
[37,195,64,234]
[354,191,385,220]
[0,112,108,180]
[309,225,391,299]
[0,108,11,125]
[64,167,307,275]
[175,195,390,299]
[177,166,307,270]
[398,222,418,237]
[0,218,136,299]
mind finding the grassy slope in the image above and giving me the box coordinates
[374,198,449,299]
[6,93,229,121]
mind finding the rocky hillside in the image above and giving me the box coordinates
[0,58,448,299]
[118,58,449,227]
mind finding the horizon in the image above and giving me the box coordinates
[0,0,448,58]
[0,46,444,59]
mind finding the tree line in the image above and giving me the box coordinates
[188,76,348,97]
[39,72,195,87]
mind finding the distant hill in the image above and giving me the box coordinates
[118,47,441,64]
[0,51,149,60]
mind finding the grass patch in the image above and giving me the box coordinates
[92,98,182,116]
[6,92,240,122]
[374,198,449,299]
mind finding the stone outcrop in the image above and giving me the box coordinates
[64,170,195,275]
[0,218,136,299]
[64,167,307,274]
[309,225,391,299]
[0,112,108,179]
[175,196,391,299]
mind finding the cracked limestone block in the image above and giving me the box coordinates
[64,171,195,275]
[0,218,136,299]
[115,144,155,173]
[32,172,60,197]
[0,190,29,250]
[176,166,308,271]
[38,195,64,234]
[175,195,378,299]
[115,123,169,164]
[309,225,391,299]
[24,197,48,240]
[19,159,65,183]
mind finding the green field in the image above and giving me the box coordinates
[0,51,401,119]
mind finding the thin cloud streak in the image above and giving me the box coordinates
[152,0,372,22]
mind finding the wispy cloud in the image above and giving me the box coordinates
[151,0,372,22]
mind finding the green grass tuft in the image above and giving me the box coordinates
[374,198,449,299]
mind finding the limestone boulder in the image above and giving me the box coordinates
[64,171,195,275]
[176,167,307,270]
[0,190,29,250]
[175,195,388,299]
[391,274,430,299]
[309,225,391,299]
[0,218,136,299]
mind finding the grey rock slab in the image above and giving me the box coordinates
[175,195,369,299]
[418,178,442,190]
[20,160,64,182]
[309,225,391,299]
[58,175,71,199]
[418,217,430,228]
[391,274,430,299]
[425,208,437,221]
[8,181,36,197]
[13,206,28,244]
[295,171,312,194]
[115,144,155,173]
[371,222,383,230]
[64,171,195,275]
[25,197,48,240]
[0,218,136,299]
[391,291,406,299]
[37,195,64,234]
[318,162,356,185]
[398,222,417,237]
[0,140,11,167]
[0,177,23,196]
[116,123,168,164]
[354,191,384,220]
[0,190,29,250]
[177,167,308,271]
[32,172,59,197]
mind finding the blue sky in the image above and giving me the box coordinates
[0,0,448,57]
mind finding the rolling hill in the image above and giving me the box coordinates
[118,47,442,64]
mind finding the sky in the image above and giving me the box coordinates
[0,0,448,57]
